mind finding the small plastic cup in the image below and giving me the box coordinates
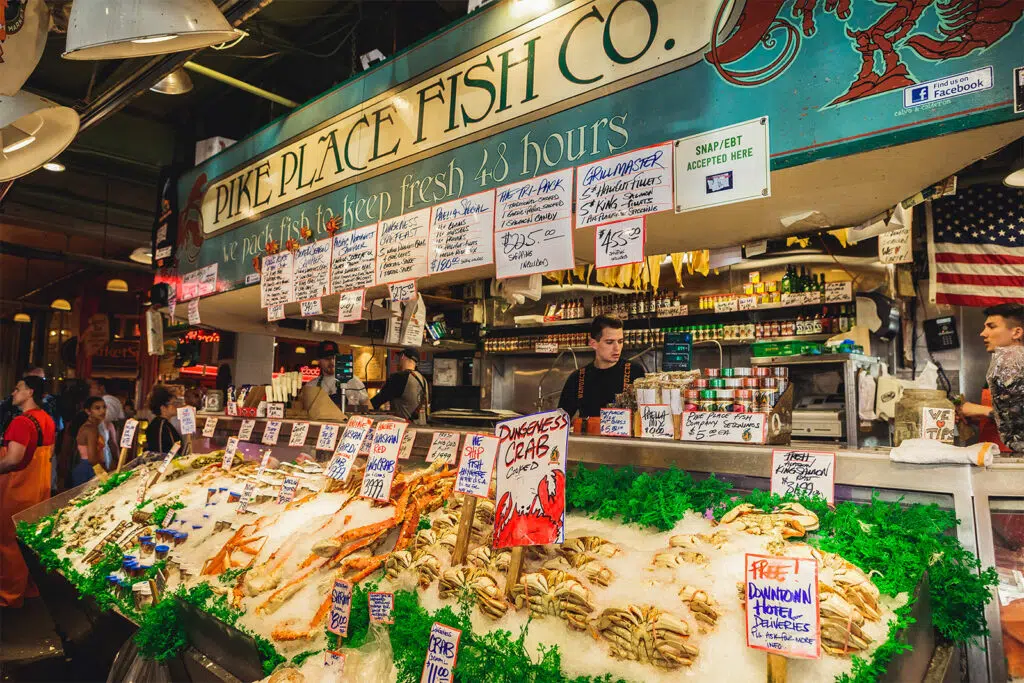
[154,544,170,560]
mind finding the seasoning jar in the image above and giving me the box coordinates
[717,389,735,411]
[724,378,743,389]
[683,390,700,412]
[709,378,725,389]
[753,367,772,378]
[759,388,779,411]
[894,389,955,446]
[735,389,753,413]
[698,390,716,411]
[721,367,735,378]
[705,368,721,378]
[772,367,789,379]
[742,378,760,390]
[733,367,752,377]
[693,378,709,389]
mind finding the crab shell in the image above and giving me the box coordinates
[678,585,720,626]
[511,569,594,631]
[596,605,698,669]
[821,616,872,655]
[438,566,508,619]
[653,549,709,568]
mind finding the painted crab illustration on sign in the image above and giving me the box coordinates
[706,0,1024,106]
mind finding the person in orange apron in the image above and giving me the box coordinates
[0,375,56,608]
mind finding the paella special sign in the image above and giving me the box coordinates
[493,409,569,547]
[200,0,723,234]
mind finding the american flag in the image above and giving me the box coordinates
[928,185,1024,307]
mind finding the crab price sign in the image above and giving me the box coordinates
[328,578,353,637]
[745,553,820,659]
[421,622,462,683]
[454,433,499,498]
[369,591,395,624]
[426,431,461,464]
[493,409,569,548]
[359,420,406,502]
[326,416,373,482]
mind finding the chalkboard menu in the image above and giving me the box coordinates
[663,332,692,371]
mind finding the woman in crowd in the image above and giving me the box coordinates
[72,397,109,486]
[145,385,180,454]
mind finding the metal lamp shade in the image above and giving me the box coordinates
[64,0,239,61]
[151,68,193,95]
[0,92,79,181]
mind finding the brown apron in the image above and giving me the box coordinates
[571,363,631,434]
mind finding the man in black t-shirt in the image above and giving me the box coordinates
[558,316,645,419]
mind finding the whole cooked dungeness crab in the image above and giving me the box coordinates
[595,605,698,669]
[719,502,819,539]
[511,568,594,630]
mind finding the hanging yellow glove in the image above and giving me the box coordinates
[827,228,849,248]
[647,256,661,290]
[786,236,810,249]
[690,250,710,277]
[670,253,686,286]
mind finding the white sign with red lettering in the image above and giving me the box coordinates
[359,420,405,501]
[454,433,499,498]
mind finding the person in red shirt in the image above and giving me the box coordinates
[0,375,56,607]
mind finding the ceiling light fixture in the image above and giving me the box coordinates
[42,160,65,172]
[106,278,129,292]
[130,247,154,264]
[1005,156,1024,188]
[64,0,239,60]
[13,313,30,323]
[50,298,71,311]
[150,68,193,95]
[0,92,79,180]
[295,345,307,354]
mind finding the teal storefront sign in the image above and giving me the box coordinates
[170,0,1024,296]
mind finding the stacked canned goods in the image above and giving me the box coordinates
[684,366,788,413]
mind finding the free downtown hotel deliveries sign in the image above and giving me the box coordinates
[174,0,1024,291]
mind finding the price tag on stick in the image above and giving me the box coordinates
[599,408,631,437]
[426,431,461,464]
[421,623,462,683]
[278,476,299,504]
[202,417,218,438]
[359,420,405,501]
[120,419,139,448]
[177,406,196,435]
[328,579,353,636]
[262,420,282,445]
[369,591,395,624]
[745,553,821,659]
[770,450,836,504]
[289,422,310,446]
[316,424,340,451]
[454,434,498,499]
[222,437,239,471]
[238,419,256,441]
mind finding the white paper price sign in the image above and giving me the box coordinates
[176,406,196,435]
[328,578,353,636]
[262,420,282,445]
[921,407,955,443]
[315,423,341,451]
[745,553,820,659]
[222,437,239,471]
[595,217,645,269]
[157,442,182,475]
[267,304,285,322]
[226,401,238,416]
[738,295,758,311]
[825,281,852,303]
[770,450,836,504]
[202,417,218,438]
[534,342,558,354]
[288,422,310,446]
[278,476,299,504]
[421,622,462,683]
[599,408,632,437]
[494,168,575,279]
[238,419,256,441]
[326,416,373,482]
[576,143,674,228]
[714,298,738,313]
[337,289,365,323]
[683,411,768,444]
[369,591,395,624]
[300,298,323,317]
[237,481,257,513]
[360,420,405,501]
[187,299,201,325]
[426,431,461,464]
[267,403,285,419]
[398,429,416,460]
[389,279,417,302]
[428,189,495,274]
[454,433,499,498]
[324,650,346,673]
[119,418,139,448]
[639,404,673,439]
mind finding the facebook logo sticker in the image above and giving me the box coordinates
[909,86,929,104]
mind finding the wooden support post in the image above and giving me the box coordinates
[115,447,129,473]
[767,653,787,683]
[183,432,193,457]
[504,546,525,599]
[450,494,477,566]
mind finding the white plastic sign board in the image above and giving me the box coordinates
[421,622,462,683]
[202,417,218,438]
[176,407,196,435]
[337,289,365,323]
[825,281,853,303]
[262,420,282,445]
[316,423,341,451]
[389,279,417,303]
[238,419,256,441]
[879,227,912,264]
[260,252,294,308]
[187,300,201,325]
[369,592,395,624]
[744,553,820,659]
[770,450,836,504]
[267,304,284,322]
[300,298,323,317]
[278,476,299,504]
[493,409,569,547]
[921,407,955,443]
[575,142,674,228]
[639,404,673,439]
[377,209,430,284]
[331,224,377,292]
[675,117,771,212]
[595,217,645,269]
[120,419,139,448]
[683,411,768,444]
[426,431,461,464]
[288,422,311,446]
[292,238,332,302]
[428,189,496,274]
[328,579,353,637]
[222,437,239,471]
[360,420,406,501]
[454,433,499,498]
[599,408,631,437]
[494,168,575,279]
[398,429,416,460]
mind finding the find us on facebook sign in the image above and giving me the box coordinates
[903,66,993,108]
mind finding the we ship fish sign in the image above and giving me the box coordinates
[745,554,820,659]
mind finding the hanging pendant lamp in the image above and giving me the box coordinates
[0,91,79,181]
[64,0,240,61]
[13,313,31,323]
[106,278,129,292]
[51,298,72,311]
[150,68,194,95]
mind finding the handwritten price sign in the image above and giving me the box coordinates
[300,298,323,317]
[157,442,181,475]
[745,553,820,659]
[337,288,365,323]
[454,433,499,498]
[359,420,405,501]
[237,481,257,513]
[201,417,218,438]
[120,418,139,448]
[222,437,239,471]
[639,404,673,439]
[288,422,310,446]
[316,423,340,451]
[238,419,256,441]
[426,431,461,464]
[187,299,201,325]
[599,408,631,437]
[421,623,461,683]
[770,450,835,504]
[389,279,418,303]
[267,304,284,322]
[328,579,353,637]
[262,420,282,445]
[595,217,645,269]
[682,411,767,444]
[369,591,395,624]
[176,407,196,435]
[278,476,299,504]
[398,429,416,460]
[326,416,372,482]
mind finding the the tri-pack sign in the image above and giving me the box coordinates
[903,66,992,108]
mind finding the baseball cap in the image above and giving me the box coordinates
[400,347,420,362]
[317,340,340,358]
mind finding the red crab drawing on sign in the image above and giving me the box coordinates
[705,0,1023,106]
[178,173,207,266]
[494,469,565,548]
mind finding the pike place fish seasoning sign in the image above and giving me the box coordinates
[421,622,461,683]
[360,420,406,501]
[770,450,835,504]
[675,117,770,212]
[745,553,820,659]
[454,433,499,498]
[599,408,631,437]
